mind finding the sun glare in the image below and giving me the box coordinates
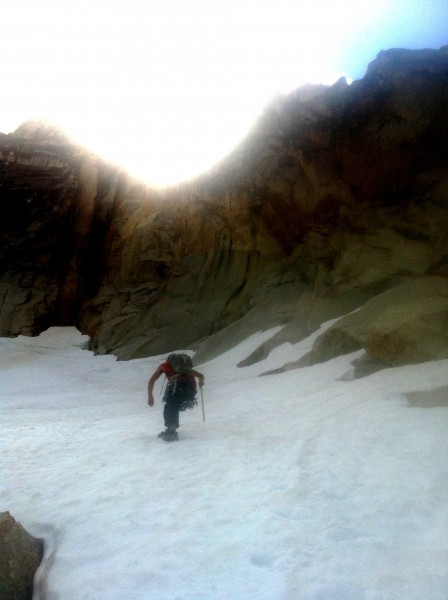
[4,0,444,187]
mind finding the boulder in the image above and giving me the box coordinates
[0,512,43,600]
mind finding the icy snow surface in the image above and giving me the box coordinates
[1,324,448,600]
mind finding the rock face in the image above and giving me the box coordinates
[0,512,43,600]
[282,277,448,371]
[1,47,447,368]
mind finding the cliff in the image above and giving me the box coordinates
[1,47,447,371]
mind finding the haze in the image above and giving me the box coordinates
[2,0,447,186]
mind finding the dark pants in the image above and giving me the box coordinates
[163,399,180,430]
[163,378,196,430]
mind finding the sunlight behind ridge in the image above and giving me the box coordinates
[2,0,447,186]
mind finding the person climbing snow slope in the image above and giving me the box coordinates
[147,353,205,441]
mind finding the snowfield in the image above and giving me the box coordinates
[1,325,448,600]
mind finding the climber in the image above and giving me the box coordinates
[147,353,205,441]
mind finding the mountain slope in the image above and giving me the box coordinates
[1,47,447,366]
[1,327,447,599]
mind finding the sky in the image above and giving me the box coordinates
[2,0,448,186]
[1,325,448,599]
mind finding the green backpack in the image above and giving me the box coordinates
[167,353,193,375]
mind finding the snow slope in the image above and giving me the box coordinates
[1,325,448,600]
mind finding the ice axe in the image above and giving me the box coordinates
[200,386,205,422]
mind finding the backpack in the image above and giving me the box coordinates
[165,353,197,411]
[167,353,193,374]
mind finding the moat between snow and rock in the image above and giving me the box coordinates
[0,46,447,371]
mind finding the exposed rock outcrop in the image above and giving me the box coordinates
[0,512,43,600]
[278,277,448,370]
[1,47,447,368]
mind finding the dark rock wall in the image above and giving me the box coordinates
[1,47,447,364]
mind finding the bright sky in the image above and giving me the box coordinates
[2,0,447,186]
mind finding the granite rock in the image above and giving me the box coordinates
[1,47,447,367]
